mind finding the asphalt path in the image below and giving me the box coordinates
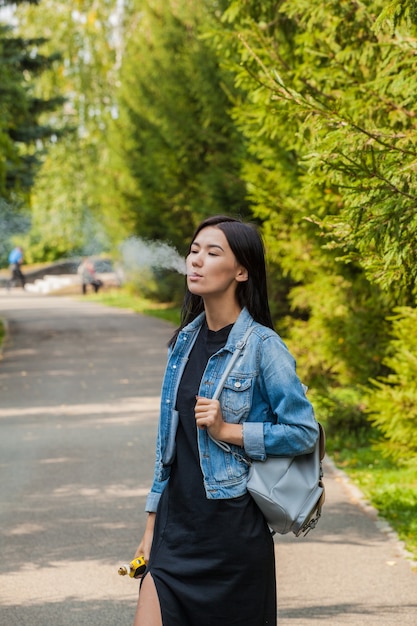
[0,291,416,625]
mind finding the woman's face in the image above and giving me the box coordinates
[186,226,247,301]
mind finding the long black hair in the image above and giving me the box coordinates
[170,215,274,345]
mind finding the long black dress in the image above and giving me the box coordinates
[146,323,276,626]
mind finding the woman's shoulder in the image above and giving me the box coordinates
[236,309,277,341]
[248,321,279,340]
[247,321,291,354]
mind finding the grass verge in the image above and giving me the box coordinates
[83,288,181,326]
[331,444,417,564]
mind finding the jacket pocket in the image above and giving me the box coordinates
[220,376,252,423]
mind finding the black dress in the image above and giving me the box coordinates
[146,323,276,626]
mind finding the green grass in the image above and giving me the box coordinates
[84,288,181,326]
[331,444,417,563]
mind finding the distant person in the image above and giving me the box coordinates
[77,257,103,295]
[8,246,26,289]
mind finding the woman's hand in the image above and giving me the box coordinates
[195,397,243,446]
[134,512,156,565]
[194,396,224,437]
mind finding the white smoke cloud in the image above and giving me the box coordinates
[120,237,186,275]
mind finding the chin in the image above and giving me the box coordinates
[188,284,203,296]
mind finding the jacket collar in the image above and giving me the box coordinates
[181,307,254,352]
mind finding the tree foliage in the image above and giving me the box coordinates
[220,0,417,301]
[0,1,63,201]
[12,0,125,260]
[0,0,64,263]
[368,307,417,461]
[213,0,417,448]
[108,0,248,251]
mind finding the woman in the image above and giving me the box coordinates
[133,215,319,626]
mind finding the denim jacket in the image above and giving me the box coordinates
[145,307,319,512]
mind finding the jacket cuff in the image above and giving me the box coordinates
[242,422,266,460]
[145,491,161,513]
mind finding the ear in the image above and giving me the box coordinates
[236,266,249,283]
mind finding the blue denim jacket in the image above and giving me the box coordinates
[145,307,319,512]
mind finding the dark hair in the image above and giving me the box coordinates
[170,215,274,345]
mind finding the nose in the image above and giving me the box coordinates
[191,251,203,266]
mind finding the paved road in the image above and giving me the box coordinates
[0,291,416,625]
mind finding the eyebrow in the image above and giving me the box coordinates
[191,242,225,252]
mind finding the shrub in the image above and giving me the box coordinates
[368,307,417,462]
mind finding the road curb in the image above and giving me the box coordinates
[324,455,416,571]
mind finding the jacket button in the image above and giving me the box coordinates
[234,381,241,388]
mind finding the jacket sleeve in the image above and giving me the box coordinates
[144,346,175,513]
[242,333,319,461]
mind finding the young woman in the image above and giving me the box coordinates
[132,215,319,626]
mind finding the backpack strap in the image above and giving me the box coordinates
[208,326,253,464]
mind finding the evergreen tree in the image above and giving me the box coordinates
[109,0,248,250]
[214,0,417,443]
[221,0,417,301]
[0,0,63,200]
[0,0,64,265]
[368,307,417,462]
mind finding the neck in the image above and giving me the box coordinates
[203,299,242,331]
